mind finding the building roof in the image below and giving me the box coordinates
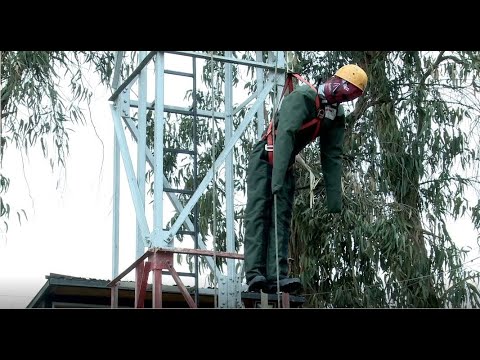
[27,273,306,308]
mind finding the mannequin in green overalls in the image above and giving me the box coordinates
[244,64,368,293]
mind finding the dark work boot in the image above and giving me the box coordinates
[247,275,268,292]
[267,277,303,294]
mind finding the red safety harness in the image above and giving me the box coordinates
[262,73,324,165]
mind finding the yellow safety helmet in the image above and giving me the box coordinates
[335,64,368,92]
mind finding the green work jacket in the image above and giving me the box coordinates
[271,85,345,213]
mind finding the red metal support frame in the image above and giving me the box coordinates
[281,292,290,308]
[108,247,244,308]
[165,260,197,308]
[150,251,169,308]
[136,261,151,308]
[134,262,145,307]
[111,283,119,308]
[107,246,296,308]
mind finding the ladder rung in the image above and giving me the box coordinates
[161,270,196,277]
[164,148,195,155]
[164,107,194,116]
[178,230,196,236]
[164,188,194,195]
[165,70,194,78]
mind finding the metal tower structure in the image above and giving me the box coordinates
[106,51,288,308]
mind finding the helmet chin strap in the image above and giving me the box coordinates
[318,84,338,106]
[317,84,326,98]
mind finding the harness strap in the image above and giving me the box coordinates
[291,73,320,110]
[301,117,322,141]
[262,73,322,165]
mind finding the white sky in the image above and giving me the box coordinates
[0,85,121,308]
[0,53,229,308]
[1,52,479,309]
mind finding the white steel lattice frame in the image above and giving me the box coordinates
[107,51,287,308]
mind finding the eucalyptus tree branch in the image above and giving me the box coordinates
[421,229,446,240]
[1,50,2,160]
[419,176,480,188]
[419,51,445,87]
[441,54,471,64]
[0,50,2,134]
[346,97,383,126]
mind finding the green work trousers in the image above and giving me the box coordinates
[244,139,295,283]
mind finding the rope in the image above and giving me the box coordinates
[271,51,281,307]
[210,52,218,308]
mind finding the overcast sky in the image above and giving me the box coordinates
[0,53,218,308]
[1,53,479,308]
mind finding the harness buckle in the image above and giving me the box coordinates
[317,108,325,119]
[265,144,274,152]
